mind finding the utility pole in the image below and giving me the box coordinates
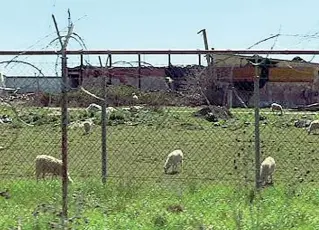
[197,29,217,106]
[197,29,211,65]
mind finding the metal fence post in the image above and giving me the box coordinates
[80,53,84,85]
[254,55,261,189]
[138,54,141,89]
[227,87,233,109]
[61,47,69,220]
[101,54,111,184]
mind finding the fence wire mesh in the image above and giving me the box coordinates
[1,51,319,229]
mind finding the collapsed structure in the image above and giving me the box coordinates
[58,55,319,108]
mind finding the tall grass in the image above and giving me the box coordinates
[1,180,319,229]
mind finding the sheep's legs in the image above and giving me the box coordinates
[36,172,40,182]
[51,174,59,180]
[40,172,45,181]
[172,165,177,173]
[263,175,273,185]
[269,175,273,184]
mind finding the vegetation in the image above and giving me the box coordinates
[34,85,195,108]
[1,95,319,228]
[2,180,319,229]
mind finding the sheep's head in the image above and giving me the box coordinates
[163,163,170,174]
[83,122,92,134]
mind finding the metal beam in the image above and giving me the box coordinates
[0,50,319,55]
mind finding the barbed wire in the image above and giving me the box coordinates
[4,14,88,72]
[0,60,45,77]
[0,10,86,161]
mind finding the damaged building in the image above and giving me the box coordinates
[67,54,319,108]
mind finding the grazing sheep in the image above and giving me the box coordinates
[106,106,117,114]
[260,156,276,186]
[165,76,174,84]
[132,93,139,101]
[35,155,73,183]
[164,149,184,174]
[165,76,175,91]
[308,119,319,135]
[271,103,283,115]
[85,103,102,113]
[129,105,144,112]
[86,104,117,113]
[83,121,92,135]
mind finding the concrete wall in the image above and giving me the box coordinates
[259,82,318,107]
[4,76,61,93]
[233,82,318,108]
[81,75,169,91]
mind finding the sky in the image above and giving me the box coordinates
[1,0,319,75]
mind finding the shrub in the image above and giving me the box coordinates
[31,85,208,108]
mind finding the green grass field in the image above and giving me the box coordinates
[2,181,319,229]
[1,104,319,229]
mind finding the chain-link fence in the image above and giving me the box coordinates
[1,50,319,229]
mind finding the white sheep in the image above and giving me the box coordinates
[83,121,92,135]
[132,93,139,101]
[85,103,102,113]
[163,149,184,174]
[129,105,144,112]
[165,76,174,91]
[260,156,276,186]
[35,155,73,183]
[106,106,117,113]
[271,103,283,115]
[308,119,319,135]
[165,76,174,84]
